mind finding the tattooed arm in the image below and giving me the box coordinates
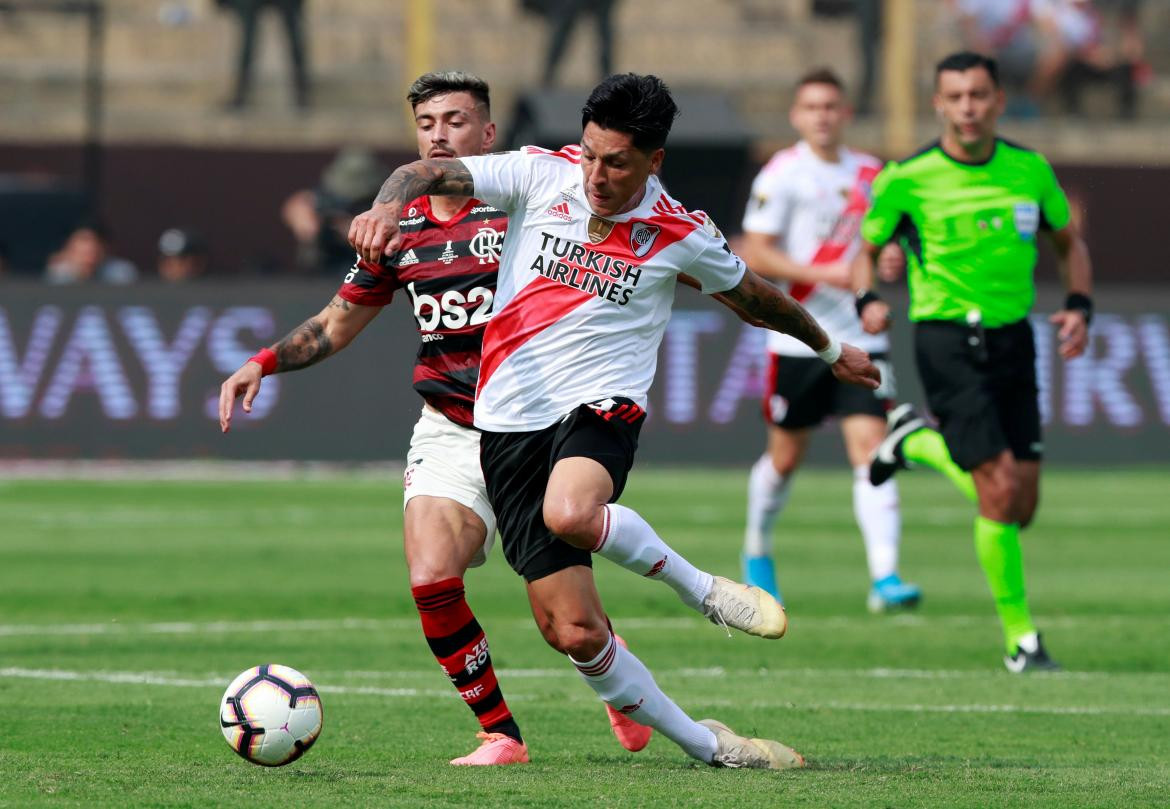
[349,159,475,263]
[218,296,381,432]
[718,268,881,390]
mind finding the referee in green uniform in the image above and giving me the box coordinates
[851,52,1093,672]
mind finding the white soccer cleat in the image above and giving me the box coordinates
[701,576,787,639]
[700,719,805,770]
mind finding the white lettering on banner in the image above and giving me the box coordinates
[662,310,722,424]
[1138,316,1170,425]
[121,307,212,420]
[1063,315,1143,427]
[39,307,137,420]
[202,307,280,422]
[708,324,768,425]
[0,306,62,418]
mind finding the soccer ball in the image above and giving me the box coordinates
[219,664,323,766]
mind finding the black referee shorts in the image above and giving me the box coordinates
[479,397,645,583]
[914,318,1042,471]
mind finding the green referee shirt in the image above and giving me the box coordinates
[861,138,1071,327]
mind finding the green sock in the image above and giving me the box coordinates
[903,428,977,503]
[973,516,1036,652]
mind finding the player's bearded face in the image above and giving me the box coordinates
[580,122,664,218]
[790,83,847,149]
[934,68,1004,147]
[413,92,496,161]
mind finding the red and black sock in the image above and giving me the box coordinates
[412,577,521,743]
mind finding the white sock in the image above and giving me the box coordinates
[853,465,901,581]
[571,633,718,763]
[744,455,791,558]
[593,504,714,610]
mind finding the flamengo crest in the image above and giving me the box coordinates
[470,227,503,264]
[629,222,660,258]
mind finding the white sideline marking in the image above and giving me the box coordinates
[3,667,1168,718]
[0,613,1159,638]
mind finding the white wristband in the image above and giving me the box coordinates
[816,336,842,365]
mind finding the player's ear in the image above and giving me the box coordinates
[482,121,497,152]
[648,147,665,175]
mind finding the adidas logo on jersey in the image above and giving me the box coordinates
[546,201,573,221]
[399,249,419,266]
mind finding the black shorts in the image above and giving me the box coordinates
[479,397,644,582]
[914,318,1042,471]
[762,352,894,429]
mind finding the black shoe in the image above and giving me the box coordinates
[869,403,925,486]
[1004,633,1062,673]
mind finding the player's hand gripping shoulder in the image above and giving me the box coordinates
[349,158,475,262]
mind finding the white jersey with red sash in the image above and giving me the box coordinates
[742,141,889,357]
[461,145,746,432]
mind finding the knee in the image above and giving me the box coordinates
[978,468,1019,519]
[407,558,464,590]
[769,454,799,477]
[546,619,609,660]
[542,499,601,547]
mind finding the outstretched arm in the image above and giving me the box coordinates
[349,159,475,263]
[218,296,381,432]
[717,268,880,389]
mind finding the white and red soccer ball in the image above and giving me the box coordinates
[220,664,323,766]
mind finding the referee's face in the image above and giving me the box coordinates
[934,67,1005,150]
[580,123,664,218]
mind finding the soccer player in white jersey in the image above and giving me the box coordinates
[351,73,879,770]
[739,68,922,612]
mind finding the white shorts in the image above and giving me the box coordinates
[403,406,497,568]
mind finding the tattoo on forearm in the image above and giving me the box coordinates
[374,159,474,206]
[723,280,829,351]
[326,296,351,311]
[274,318,333,372]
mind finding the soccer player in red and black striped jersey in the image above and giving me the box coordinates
[219,71,650,765]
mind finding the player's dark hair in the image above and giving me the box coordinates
[581,73,679,152]
[407,71,491,117]
[935,51,1000,87]
[795,67,845,93]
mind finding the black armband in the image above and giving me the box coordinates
[855,289,882,317]
[1064,292,1093,326]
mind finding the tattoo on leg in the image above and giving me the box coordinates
[274,318,333,372]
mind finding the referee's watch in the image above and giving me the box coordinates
[1064,292,1093,326]
[855,289,882,317]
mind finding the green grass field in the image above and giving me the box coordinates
[2,467,1168,808]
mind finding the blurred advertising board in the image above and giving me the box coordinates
[1,283,1167,465]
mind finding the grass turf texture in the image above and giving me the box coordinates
[1,468,1168,808]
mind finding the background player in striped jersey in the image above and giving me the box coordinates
[218,71,651,766]
[739,68,921,613]
[350,73,880,769]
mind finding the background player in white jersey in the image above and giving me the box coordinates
[739,68,922,612]
[350,73,880,770]
[218,71,651,767]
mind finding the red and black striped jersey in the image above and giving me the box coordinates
[337,195,506,427]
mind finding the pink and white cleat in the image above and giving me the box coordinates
[449,732,530,766]
[605,635,654,752]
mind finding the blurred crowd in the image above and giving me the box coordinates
[950,0,1147,118]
